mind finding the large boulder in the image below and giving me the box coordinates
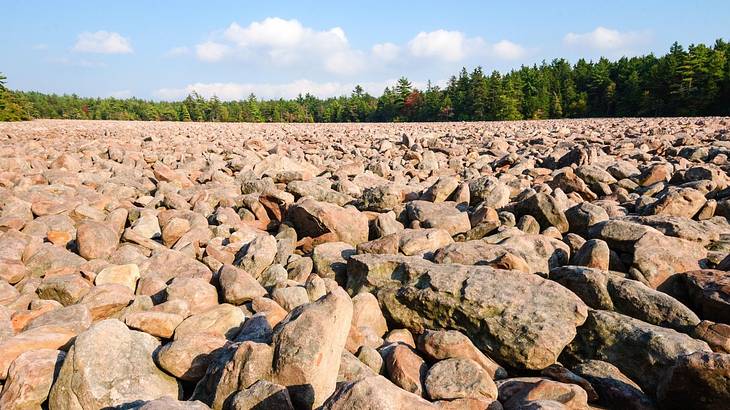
[562,309,710,395]
[347,254,587,369]
[677,269,730,323]
[630,232,706,289]
[656,351,730,410]
[550,266,700,332]
[288,198,369,245]
[406,200,470,236]
[514,193,569,233]
[49,319,179,410]
[424,358,498,401]
[322,375,437,410]
[272,288,353,409]
[0,349,66,409]
[571,359,656,410]
[76,221,118,260]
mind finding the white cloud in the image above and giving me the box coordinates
[563,26,649,50]
[408,30,486,62]
[73,31,133,54]
[154,78,438,101]
[194,17,357,74]
[165,46,190,57]
[182,18,528,78]
[372,42,399,61]
[324,50,366,75]
[196,41,229,62]
[491,40,526,60]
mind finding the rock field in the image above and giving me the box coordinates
[0,118,729,409]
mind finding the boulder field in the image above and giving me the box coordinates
[0,118,729,409]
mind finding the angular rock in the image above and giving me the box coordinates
[48,319,179,409]
[288,198,369,245]
[272,288,353,409]
[562,309,710,395]
[347,254,588,369]
[0,349,65,410]
[656,351,730,410]
[218,264,267,305]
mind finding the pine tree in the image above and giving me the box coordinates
[180,104,191,122]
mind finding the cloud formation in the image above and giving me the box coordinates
[187,18,527,75]
[563,26,649,51]
[73,31,133,54]
[408,30,486,62]
[154,78,437,100]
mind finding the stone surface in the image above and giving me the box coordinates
[656,351,730,410]
[2,118,730,408]
[272,288,353,409]
[571,360,656,410]
[348,254,587,370]
[0,349,66,410]
[562,309,711,395]
[424,358,497,400]
[322,375,437,409]
[48,319,179,410]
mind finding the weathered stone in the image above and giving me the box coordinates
[125,311,184,338]
[227,380,294,410]
[572,360,656,410]
[424,358,497,401]
[551,266,701,331]
[272,288,353,409]
[36,274,91,306]
[656,351,730,410]
[288,198,369,245]
[312,241,356,283]
[48,319,179,409]
[679,269,730,323]
[165,277,218,315]
[234,234,277,279]
[406,200,470,235]
[514,193,569,233]
[383,343,427,396]
[0,349,65,410]
[94,263,140,291]
[497,377,589,410]
[76,221,118,260]
[347,254,587,369]
[417,329,506,380]
[562,309,710,395]
[218,264,267,305]
[322,375,436,409]
[174,304,245,340]
[155,333,229,381]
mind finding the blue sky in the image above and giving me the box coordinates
[2,1,729,100]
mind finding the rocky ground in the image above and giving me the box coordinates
[0,118,729,409]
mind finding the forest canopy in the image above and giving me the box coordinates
[2,40,729,122]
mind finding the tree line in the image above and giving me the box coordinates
[2,40,729,123]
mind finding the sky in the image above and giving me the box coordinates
[1,1,729,100]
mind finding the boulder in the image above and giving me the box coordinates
[424,358,497,401]
[347,254,587,369]
[48,319,179,409]
[322,375,436,410]
[288,198,369,245]
[656,351,730,410]
[272,288,353,409]
[562,309,710,395]
[0,349,66,409]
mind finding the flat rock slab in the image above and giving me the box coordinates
[347,254,588,370]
